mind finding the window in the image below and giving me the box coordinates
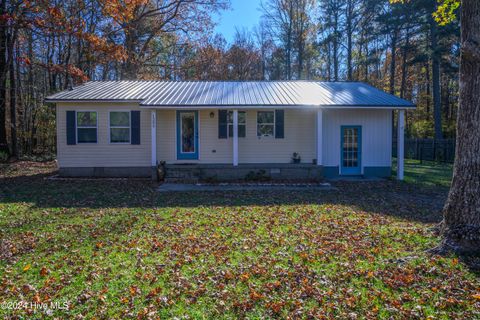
[110,111,131,143]
[77,111,97,143]
[227,111,246,137]
[257,111,275,137]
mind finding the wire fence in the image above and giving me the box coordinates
[393,138,456,163]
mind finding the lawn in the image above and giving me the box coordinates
[1,162,478,319]
[393,158,453,188]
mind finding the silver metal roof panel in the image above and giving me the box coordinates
[45,81,415,108]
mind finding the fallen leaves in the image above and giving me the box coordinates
[40,266,48,277]
[1,163,478,318]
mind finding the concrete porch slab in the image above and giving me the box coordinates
[157,182,336,192]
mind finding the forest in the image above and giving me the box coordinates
[0,0,460,159]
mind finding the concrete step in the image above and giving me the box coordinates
[164,177,199,184]
[164,168,199,180]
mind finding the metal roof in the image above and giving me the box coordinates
[45,81,415,108]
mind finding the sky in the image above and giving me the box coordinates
[214,0,263,43]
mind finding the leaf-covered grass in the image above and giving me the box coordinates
[1,162,479,319]
[393,158,453,188]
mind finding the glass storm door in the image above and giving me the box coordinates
[341,126,362,175]
[177,111,199,160]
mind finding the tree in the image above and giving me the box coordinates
[0,0,7,154]
[318,0,344,81]
[225,30,263,80]
[438,0,480,254]
[100,0,228,79]
[262,0,295,79]
[344,0,361,80]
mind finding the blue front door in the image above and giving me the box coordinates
[177,111,199,160]
[341,126,362,175]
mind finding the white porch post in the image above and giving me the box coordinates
[233,109,239,166]
[316,109,323,166]
[397,110,405,180]
[151,110,157,168]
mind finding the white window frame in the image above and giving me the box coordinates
[76,111,98,144]
[256,110,275,137]
[227,110,246,138]
[109,111,131,144]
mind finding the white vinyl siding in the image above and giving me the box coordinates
[322,109,392,168]
[56,103,150,168]
[156,109,317,164]
[57,104,392,170]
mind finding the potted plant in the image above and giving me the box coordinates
[157,161,166,181]
[292,152,301,164]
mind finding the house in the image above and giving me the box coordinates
[45,81,415,181]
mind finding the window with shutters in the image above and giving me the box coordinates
[109,111,131,143]
[227,111,246,138]
[257,111,275,137]
[77,111,97,143]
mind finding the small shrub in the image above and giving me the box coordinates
[202,175,219,184]
[245,169,270,182]
[0,151,8,163]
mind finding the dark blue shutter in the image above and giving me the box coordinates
[131,111,140,145]
[66,111,76,145]
[275,109,284,139]
[218,110,228,139]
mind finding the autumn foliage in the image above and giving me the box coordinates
[0,162,479,318]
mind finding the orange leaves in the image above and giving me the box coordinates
[383,269,416,288]
[249,289,264,301]
[47,6,64,21]
[150,238,163,252]
[264,280,282,291]
[17,56,31,66]
[223,270,234,281]
[40,266,49,277]
[33,293,42,304]
[239,273,250,282]
[129,285,139,296]
[81,33,127,62]
[99,0,148,24]
[472,293,480,301]
[23,264,31,272]
[265,301,285,314]
[146,287,161,299]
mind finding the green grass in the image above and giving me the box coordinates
[393,158,453,188]
[0,161,478,319]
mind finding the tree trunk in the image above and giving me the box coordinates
[0,0,8,154]
[364,38,369,82]
[346,0,353,81]
[333,11,339,81]
[389,30,398,95]
[430,15,442,140]
[400,28,410,99]
[8,29,16,157]
[122,28,139,80]
[389,30,398,141]
[439,0,480,254]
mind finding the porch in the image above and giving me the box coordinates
[162,163,324,183]
[148,108,406,181]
